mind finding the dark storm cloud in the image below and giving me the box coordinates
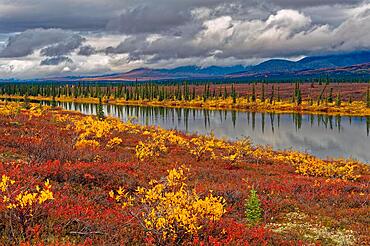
[0,28,84,58]
[105,1,273,35]
[2,0,361,34]
[78,45,97,56]
[0,0,130,32]
[40,35,85,57]
[40,56,73,66]
[0,0,367,35]
[106,5,191,34]
[106,35,211,62]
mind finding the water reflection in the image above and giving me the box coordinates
[49,101,369,162]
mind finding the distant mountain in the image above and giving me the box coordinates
[246,59,296,73]
[78,65,247,82]
[244,51,370,74]
[158,65,246,76]
[227,62,370,79]
[19,51,370,82]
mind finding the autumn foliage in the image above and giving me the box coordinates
[0,101,368,245]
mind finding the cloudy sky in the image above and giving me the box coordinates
[0,0,369,78]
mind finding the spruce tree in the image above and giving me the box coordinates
[270,85,274,104]
[245,188,262,225]
[23,94,31,109]
[224,86,228,99]
[336,93,341,107]
[328,88,333,103]
[231,84,236,104]
[51,95,57,108]
[261,83,265,102]
[97,97,105,120]
[296,89,302,105]
[251,84,256,102]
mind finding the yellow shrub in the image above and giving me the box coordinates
[0,103,20,116]
[135,134,168,161]
[275,151,364,180]
[110,167,226,243]
[221,138,253,164]
[0,175,54,238]
[188,135,224,161]
[74,139,100,149]
[106,137,123,149]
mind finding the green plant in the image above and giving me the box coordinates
[231,84,237,104]
[296,89,302,106]
[96,97,105,120]
[251,84,256,102]
[245,188,262,225]
[51,95,57,108]
[328,88,333,103]
[336,93,341,107]
[22,95,31,109]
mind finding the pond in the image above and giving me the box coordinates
[51,101,370,163]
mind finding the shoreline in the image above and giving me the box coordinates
[1,95,370,117]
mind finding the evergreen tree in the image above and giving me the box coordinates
[231,84,236,104]
[270,85,274,104]
[296,89,302,105]
[367,87,370,108]
[336,93,341,107]
[328,88,333,103]
[224,86,228,99]
[23,94,31,109]
[96,97,105,120]
[203,84,207,102]
[51,95,57,108]
[291,89,295,103]
[261,83,265,102]
[251,84,256,102]
[245,188,262,225]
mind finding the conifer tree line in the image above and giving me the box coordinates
[0,81,369,107]
[0,82,239,102]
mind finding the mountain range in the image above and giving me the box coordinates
[5,51,370,83]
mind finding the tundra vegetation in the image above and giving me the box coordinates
[0,101,368,245]
[1,82,369,116]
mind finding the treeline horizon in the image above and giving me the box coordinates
[1,80,369,107]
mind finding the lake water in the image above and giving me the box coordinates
[52,101,369,163]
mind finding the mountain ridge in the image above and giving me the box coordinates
[2,51,369,82]
[77,51,370,81]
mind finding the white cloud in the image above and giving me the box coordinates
[0,1,369,78]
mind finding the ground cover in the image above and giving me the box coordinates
[0,102,368,245]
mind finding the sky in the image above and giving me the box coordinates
[0,0,369,78]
